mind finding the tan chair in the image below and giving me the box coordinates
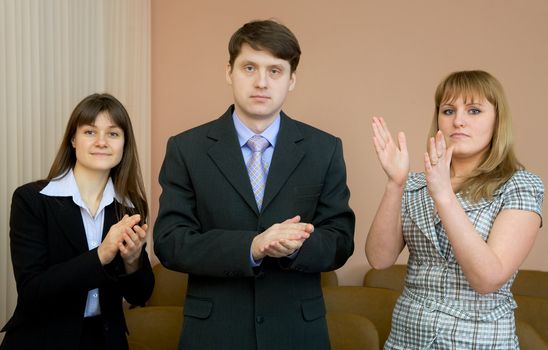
[514,294,548,346]
[513,270,548,347]
[327,312,379,350]
[148,264,339,303]
[125,306,183,350]
[147,264,188,306]
[128,340,152,350]
[516,318,548,350]
[321,271,339,287]
[512,269,548,299]
[323,286,399,347]
[363,265,406,292]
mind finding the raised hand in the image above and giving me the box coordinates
[371,116,409,187]
[424,130,454,201]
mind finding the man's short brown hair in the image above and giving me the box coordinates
[228,20,301,73]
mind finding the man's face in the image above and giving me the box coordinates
[226,43,296,125]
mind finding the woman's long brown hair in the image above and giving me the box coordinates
[47,93,148,222]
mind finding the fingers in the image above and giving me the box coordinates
[124,214,142,227]
[424,151,433,171]
[435,130,445,159]
[428,131,447,165]
[378,117,393,143]
[261,239,304,257]
[276,220,314,236]
[282,215,301,224]
[280,217,314,236]
[133,223,148,240]
[372,117,392,149]
[282,225,311,238]
[427,137,436,166]
[255,218,313,259]
[426,131,453,170]
[372,117,408,156]
[438,130,447,150]
[397,131,408,156]
[372,134,383,154]
[125,224,148,245]
[260,241,287,256]
[278,238,303,252]
[119,227,145,260]
[101,215,146,266]
[119,221,148,250]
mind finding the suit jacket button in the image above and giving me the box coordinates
[256,315,264,324]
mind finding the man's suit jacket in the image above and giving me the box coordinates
[1,180,154,350]
[154,106,355,350]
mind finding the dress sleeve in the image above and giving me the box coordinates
[501,171,544,226]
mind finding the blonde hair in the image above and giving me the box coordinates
[428,70,522,202]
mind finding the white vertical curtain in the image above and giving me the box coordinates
[0,0,151,338]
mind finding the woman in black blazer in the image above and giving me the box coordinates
[1,93,154,350]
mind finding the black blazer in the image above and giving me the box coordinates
[154,106,355,350]
[1,180,154,350]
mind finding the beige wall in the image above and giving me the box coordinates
[151,0,548,285]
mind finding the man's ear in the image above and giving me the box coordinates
[288,72,297,91]
[225,64,233,85]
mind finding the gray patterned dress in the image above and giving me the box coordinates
[384,170,544,350]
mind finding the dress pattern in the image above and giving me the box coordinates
[384,170,544,350]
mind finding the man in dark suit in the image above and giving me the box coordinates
[154,19,355,350]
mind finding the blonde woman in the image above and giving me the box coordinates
[366,70,544,349]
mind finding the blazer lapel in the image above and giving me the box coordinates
[102,204,117,239]
[48,197,89,253]
[207,109,260,214]
[261,113,304,212]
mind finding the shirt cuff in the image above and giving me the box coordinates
[287,249,300,260]
[250,247,263,267]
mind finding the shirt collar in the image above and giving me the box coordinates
[40,169,126,211]
[232,111,280,148]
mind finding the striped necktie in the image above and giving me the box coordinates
[246,135,270,211]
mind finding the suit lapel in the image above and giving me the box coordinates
[261,113,304,212]
[207,109,260,214]
[48,197,89,253]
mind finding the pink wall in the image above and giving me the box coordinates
[152,0,548,285]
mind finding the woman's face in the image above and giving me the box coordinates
[437,95,496,163]
[71,112,125,175]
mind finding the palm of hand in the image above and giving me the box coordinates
[372,117,409,186]
[379,143,409,186]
